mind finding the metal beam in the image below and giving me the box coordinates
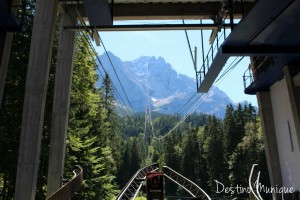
[64,23,236,31]
[222,45,300,56]
[60,1,255,20]
[197,51,230,93]
[83,0,112,26]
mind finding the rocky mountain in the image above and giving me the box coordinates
[97,52,237,118]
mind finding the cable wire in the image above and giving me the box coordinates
[176,92,197,114]
[182,19,195,64]
[60,0,135,117]
[100,37,135,112]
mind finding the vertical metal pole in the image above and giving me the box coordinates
[194,46,197,72]
[206,55,208,74]
[200,20,205,65]
[241,0,245,17]
[199,19,206,83]
[211,44,214,59]
[228,0,234,30]
[216,33,219,48]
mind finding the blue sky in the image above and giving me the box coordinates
[95,22,258,106]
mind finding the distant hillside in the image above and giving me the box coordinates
[97,52,248,118]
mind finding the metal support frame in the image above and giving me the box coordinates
[60,1,255,21]
[116,163,159,200]
[228,0,235,30]
[63,23,237,32]
[162,166,211,200]
[222,45,300,55]
[197,25,230,93]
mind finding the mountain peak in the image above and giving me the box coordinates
[98,53,236,118]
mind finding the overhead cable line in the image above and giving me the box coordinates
[60,0,134,117]
[176,92,198,114]
[79,32,131,116]
[182,19,195,64]
[178,93,202,116]
[215,56,244,83]
[100,38,135,112]
[77,30,132,116]
[69,0,135,116]
[156,57,246,140]
[155,90,212,141]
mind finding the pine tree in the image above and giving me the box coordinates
[65,37,117,199]
[203,116,225,192]
[234,103,246,142]
[243,103,257,123]
[229,119,269,198]
[223,104,236,159]
[222,104,236,186]
[181,128,209,192]
[181,129,199,182]
[163,134,181,196]
[118,137,142,187]
[100,73,123,174]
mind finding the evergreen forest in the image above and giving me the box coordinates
[0,1,270,199]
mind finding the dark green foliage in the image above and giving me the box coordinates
[117,137,143,188]
[229,119,270,198]
[0,4,269,198]
[181,128,209,192]
[203,116,225,192]
[64,37,118,199]
[163,134,181,196]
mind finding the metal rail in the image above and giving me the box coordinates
[163,166,211,200]
[64,24,236,32]
[116,163,159,200]
[46,165,83,200]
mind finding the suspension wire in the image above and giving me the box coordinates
[99,38,135,112]
[215,56,244,83]
[156,91,211,141]
[178,93,202,116]
[200,20,205,65]
[62,0,245,141]
[154,56,246,141]
[71,1,139,124]
[182,57,245,124]
[60,0,134,117]
[217,57,239,80]
[182,19,195,64]
[78,33,131,117]
[144,62,160,143]
[176,92,197,114]
[78,30,132,115]
[74,9,134,116]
